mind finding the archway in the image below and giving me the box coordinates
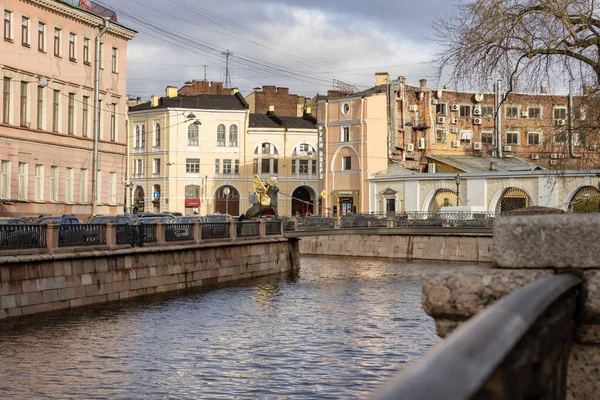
[428,189,460,213]
[495,187,533,215]
[568,186,600,213]
[133,186,145,214]
[215,185,240,216]
[292,186,314,216]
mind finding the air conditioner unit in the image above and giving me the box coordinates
[473,106,481,116]
[473,118,482,125]
[521,111,529,117]
[451,118,458,124]
[531,154,540,160]
[550,159,558,166]
[550,153,559,159]
[504,145,512,152]
[406,143,414,152]
[451,104,459,111]
[556,119,566,126]
[452,140,460,147]
[473,142,482,150]
[408,105,418,111]
[558,153,565,159]
[437,117,446,124]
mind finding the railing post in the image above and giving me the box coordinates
[105,223,117,248]
[45,223,59,253]
[193,220,202,244]
[334,216,341,229]
[387,216,394,228]
[230,221,237,241]
[156,222,166,245]
[259,219,267,238]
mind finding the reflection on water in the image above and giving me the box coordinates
[0,256,480,399]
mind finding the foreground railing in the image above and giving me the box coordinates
[165,223,194,242]
[237,221,260,238]
[370,274,581,400]
[0,224,47,249]
[202,222,230,240]
[265,221,282,236]
[58,224,106,247]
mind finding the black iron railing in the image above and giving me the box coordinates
[0,224,47,249]
[165,223,194,242]
[59,224,106,247]
[138,224,157,244]
[237,221,260,238]
[265,221,282,236]
[202,222,230,240]
[116,224,138,246]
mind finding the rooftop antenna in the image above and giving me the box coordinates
[222,50,233,88]
[203,65,207,82]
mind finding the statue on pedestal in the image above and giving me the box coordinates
[241,175,279,219]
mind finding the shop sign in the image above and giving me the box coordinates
[61,0,91,10]
[317,125,325,180]
[338,191,353,196]
[185,198,201,207]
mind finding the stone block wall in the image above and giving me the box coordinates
[0,238,299,320]
[298,232,493,263]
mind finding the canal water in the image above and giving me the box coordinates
[0,256,480,399]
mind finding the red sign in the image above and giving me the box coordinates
[185,198,200,207]
[79,0,91,10]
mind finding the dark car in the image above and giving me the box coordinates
[86,215,135,225]
[34,215,82,225]
[0,217,42,248]
[86,215,137,245]
[33,215,93,244]
[162,211,183,217]
[138,213,177,223]
[176,215,207,223]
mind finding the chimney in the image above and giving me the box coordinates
[541,86,548,94]
[490,161,497,171]
[165,86,178,98]
[419,79,427,89]
[306,106,312,115]
[277,87,289,95]
[375,72,390,86]
[231,88,239,95]
[150,95,159,107]
[269,104,275,112]
[297,104,303,117]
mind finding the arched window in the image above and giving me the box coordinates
[253,142,279,175]
[135,125,140,148]
[217,124,226,146]
[253,142,279,155]
[154,123,160,147]
[293,143,316,156]
[187,123,199,146]
[229,125,238,147]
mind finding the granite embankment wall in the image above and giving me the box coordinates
[0,238,299,319]
[298,233,493,263]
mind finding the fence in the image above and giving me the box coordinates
[0,224,46,250]
[237,221,260,238]
[58,224,106,247]
[265,221,282,236]
[202,222,230,240]
[165,223,194,242]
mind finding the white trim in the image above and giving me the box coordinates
[330,145,361,172]
[489,186,535,214]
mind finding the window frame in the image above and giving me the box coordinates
[506,106,519,119]
[110,103,116,142]
[187,123,199,146]
[50,166,58,202]
[152,158,160,175]
[216,124,226,146]
[20,81,28,127]
[53,28,61,57]
[553,107,567,120]
[67,92,75,134]
[0,160,9,199]
[528,107,542,119]
[68,32,76,60]
[436,128,447,144]
[21,16,29,46]
[527,131,541,146]
[481,130,494,145]
[52,89,59,132]
[341,156,352,171]
[459,105,472,118]
[111,47,118,73]
[37,22,45,52]
[34,164,44,201]
[80,169,88,203]
[37,85,44,130]
[17,162,27,201]
[82,95,89,137]
[341,126,350,142]
[65,167,73,203]
[185,158,200,174]
[3,77,11,124]
[435,103,447,116]
[506,131,520,145]
[228,124,238,146]
[223,159,232,174]
[83,38,90,64]
[4,10,12,41]
[154,123,160,147]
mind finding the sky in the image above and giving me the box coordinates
[96,0,458,100]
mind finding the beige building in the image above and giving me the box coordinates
[0,0,135,218]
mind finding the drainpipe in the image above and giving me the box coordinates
[92,18,109,215]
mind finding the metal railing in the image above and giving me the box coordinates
[165,223,194,242]
[265,221,282,236]
[237,221,260,238]
[370,274,581,400]
[138,224,157,244]
[0,224,47,249]
[116,224,137,246]
[202,222,230,240]
[58,224,106,247]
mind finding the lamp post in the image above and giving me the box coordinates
[223,187,230,215]
[455,174,462,206]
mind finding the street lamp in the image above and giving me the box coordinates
[223,187,230,215]
[455,174,462,206]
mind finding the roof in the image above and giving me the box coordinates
[427,155,542,173]
[249,112,317,129]
[128,93,248,112]
[372,165,417,177]
[349,84,388,98]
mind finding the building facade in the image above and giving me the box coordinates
[0,0,135,217]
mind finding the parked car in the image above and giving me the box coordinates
[205,214,233,223]
[137,216,173,224]
[34,215,82,225]
[86,215,135,225]
[85,215,138,245]
[138,213,177,223]
[176,215,207,223]
[162,211,183,217]
[0,217,42,248]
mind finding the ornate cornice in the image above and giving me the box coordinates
[24,0,136,40]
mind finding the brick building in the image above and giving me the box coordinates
[245,86,314,117]
[177,80,232,96]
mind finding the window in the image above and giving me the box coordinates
[186,159,200,174]
[187,123,199,146]
[506,131,519,145]
[68,33,77,61]
[37,22,45,52]
[52,89,59,132]
[109,172,116,204]
[83,38,90,64]
[528,107,541,119]
[134,159,143,177]
[135,126,140,148]
[554,107,567,120]
[0,161,9,199]
[53,28,61,57]
[228,125,238,146]
[506,106,518,119]
[436,103,447,115]
[21,17,29,46]
[341,103,350,115]
[341,126,350,142]
[154,123,160,147]
[254,142,278,155]
[234,159,239,175]
[223,159,232,174]
[153,159,160,174]
[111,47,118,73]
[141,125,145,148]
[4,11,12,41]
[82,95,89,137]
[436,128,447,144]
[481,105,494,118]
[65,168,73,202]
[460,130,472,144]
[17,162,27,200]
[110,103,116,141]
[3,77,10,124]
[459,105,471,117]
[216,124,225,146]
[20,81,27,127]
[294,143,315,156]
[386,198,396,214]
[481,131,494,144]
[299,159,309,174]
[67,93,74,134]
[255,158,278,174]
[554,131,567,144]
[50,166,58,201]
[261,158,270,174]
[342,156,352,171]
[80,169,88,203]
[311,160,316,175]
[214,159,220,174]
[37,86,44,130]
[527,131,541,145]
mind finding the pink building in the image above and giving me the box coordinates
[0,0,135,218]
